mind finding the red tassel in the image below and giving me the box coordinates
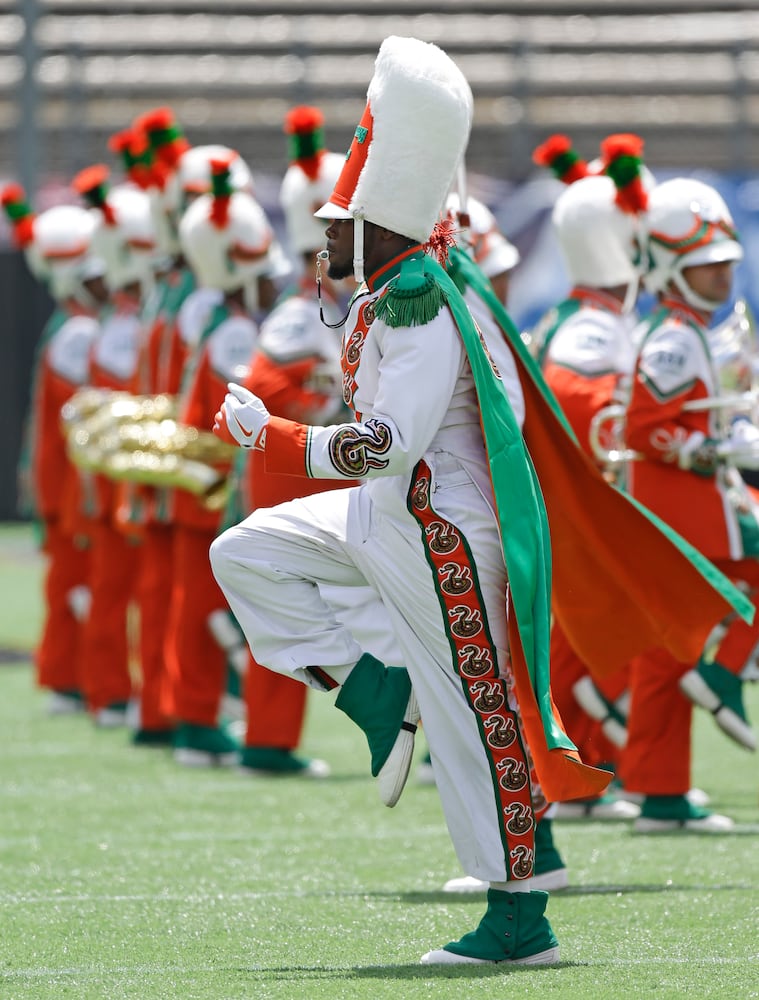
[423,218,457,266]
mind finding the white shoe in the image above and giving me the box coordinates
[94,705,129,728]
[685,787,711,808]
[679,667,756,752]
[47,692,85,716]
[571,676,628,748]
[420,944,561,966]
[173,747,239,768]
[634,811,734,833]
[443,868,569,893]
[442,875,488,893]
[377,691,420,807]
[555,796,640,820]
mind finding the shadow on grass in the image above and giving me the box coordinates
[353,881,757,905]
[0,648,31,664]
[239,961,585,981]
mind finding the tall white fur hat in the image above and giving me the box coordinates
[315,36,473,246]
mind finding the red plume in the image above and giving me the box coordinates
[532,134,589,184]
[600,133,649,214]
[72,164,118,225]
[284,105,326,180]
[1,183,36,248]
[284,106,325,135]
[208,155,236,228]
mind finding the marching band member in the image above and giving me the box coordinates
[528,134,650,820]
[621,177,757,831]
[233,106,351,778]
[72,165,157,726]
[210,36,750,964]
[166,154,281,766]
[2,187,106,713]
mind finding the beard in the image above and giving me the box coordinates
[327,256,354,281]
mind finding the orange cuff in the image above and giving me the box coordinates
[264,416,311,477]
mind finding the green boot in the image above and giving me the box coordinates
[335,653,420,807]
[173,722,240,768]
[634,794,734,833]
[421,888,560,965]
[239,746,330,779]
[533,818,569,890]
[679,659,755,751]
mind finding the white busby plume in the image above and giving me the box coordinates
[315,36,473,281]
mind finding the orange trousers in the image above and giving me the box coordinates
[162,525,227,726]
[620,555,759,795]
[79,520,140,712]
[709,556,759,675]
[244,655,307,749]
[618,646,692,795]
[549,621,626,770]
[36,518,90,693]
[134,522,175,731]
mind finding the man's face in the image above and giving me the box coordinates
[682,260,735,307]
[324,218,354,280]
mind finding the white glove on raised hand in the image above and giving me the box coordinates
[213,382,270,450]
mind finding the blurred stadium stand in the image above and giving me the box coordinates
[3,0,759,187]
[2,0,759,518]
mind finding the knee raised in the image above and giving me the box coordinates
[209,527,237,582]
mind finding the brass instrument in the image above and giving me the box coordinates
[62,388,236,511]
[590,299,759,475]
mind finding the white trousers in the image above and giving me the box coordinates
[211,460,525,881]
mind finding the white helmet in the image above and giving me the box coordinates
[552,174,641,291]
[74,165,156,294]
[179,156,277,310]
[30,204,104,303]
[278,106,346,257]
[156,145,255,259]
[163,145,254,215]
[445,192,520,278]
[642,177,743,309]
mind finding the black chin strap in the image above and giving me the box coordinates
[316,250,369,329]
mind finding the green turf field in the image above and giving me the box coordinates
[1,522,757,999]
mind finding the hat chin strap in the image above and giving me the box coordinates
[353,211,365,284]
[74,280,99,312]
[621,274,641,315]
[672,269,722,313]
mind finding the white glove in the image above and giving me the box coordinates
[716,416,759,470]
[213,382,270,450]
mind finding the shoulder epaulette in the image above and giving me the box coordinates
[373,256,448,329]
